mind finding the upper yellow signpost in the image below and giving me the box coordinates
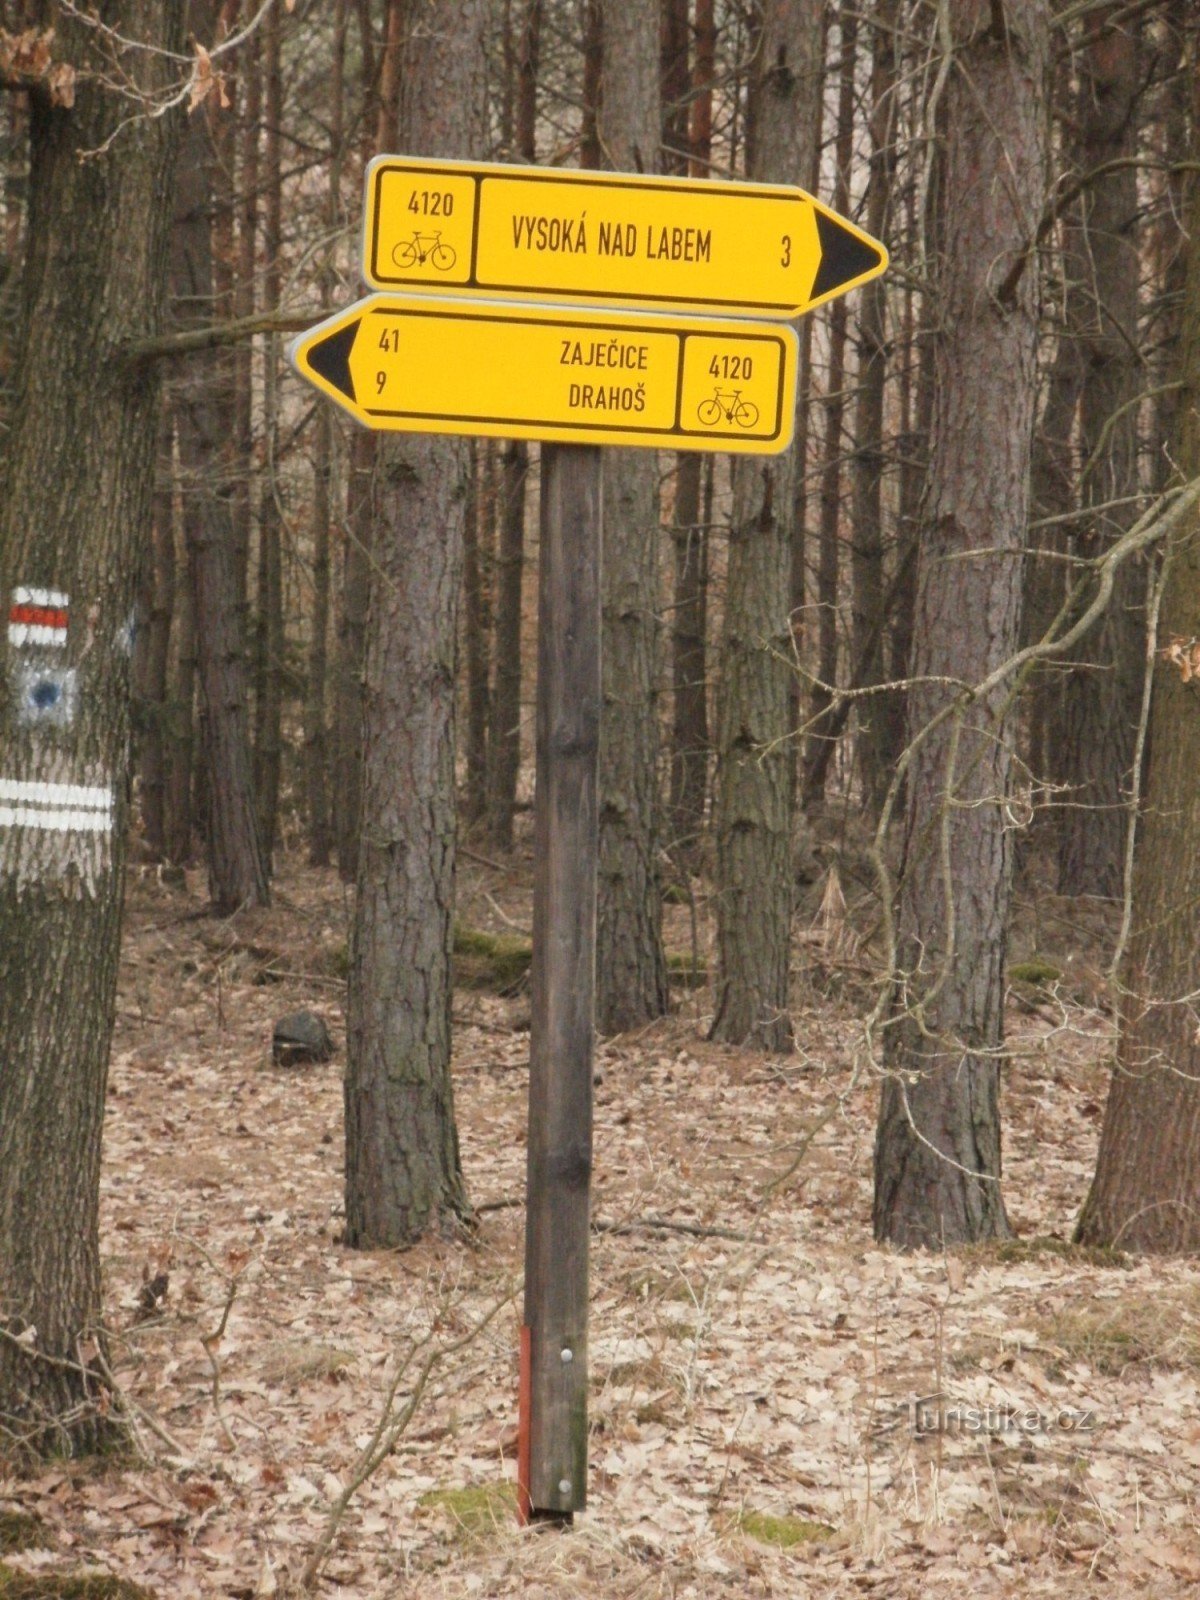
[362,156,888,319]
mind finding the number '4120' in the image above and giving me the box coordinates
[709,354,752,380]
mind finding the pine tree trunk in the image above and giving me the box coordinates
[304,0,346,869]
[233,16,259,621]
[253,0,284,867]
[668,0,714,864]
[486,442,528,849]
[137,428,175,860]
[172,15,270,916]
[851,3,896,815]
[0,0,185,1453]
[334,0,400,881]
[484,0,540,852]
[1056,13,1144,898]
[344,0,487,1248]
[592,0,670,1034]
[874,0,1048,1249]
[335,430,374,879]
[711,0,821,1049]
[462,443,492,825]
[802,8,856,813]
[165,488,196,868]
[1075,45,1200,1254]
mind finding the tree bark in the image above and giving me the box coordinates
[851,2,897,815]
[305,0,346,869]
[1056,12,1145,898]
[0,0,185,1453]
[1075,39,1200,1254]
[874,0,1049,1250]
[594,0,670,1034]
[253,0,284,867]
[344,0,487,1249]
[136,424,176,860]
[485,0,540,852]
[711,0,821,1049]
[462,443,492,825]
[165,484,197,868]
[802,7,856,814]
[668,0,714,863]
[333,0,400,882]
[172,3,270,916]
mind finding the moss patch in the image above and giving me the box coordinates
[969,1235,1130,1270]
[0,1569,153,1600]
[1009,960,1063,987]
[666,951,707,988]
[734,1510,835,1549]
[416,1482,517,1542]
[453,927,532,992]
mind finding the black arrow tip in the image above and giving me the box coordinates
[811,209,885,302]
[307,319,359,402]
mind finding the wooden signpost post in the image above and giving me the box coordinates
[290,154,887,1527]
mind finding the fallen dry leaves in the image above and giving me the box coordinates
[1,851,1199,1598]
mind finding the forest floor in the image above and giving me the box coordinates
[3,833,1200,1598]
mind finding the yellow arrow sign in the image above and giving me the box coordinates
[289,295,798,454]
[362,157,887,319]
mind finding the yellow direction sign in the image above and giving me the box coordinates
[362,156,887,319]
[289,295,798,454]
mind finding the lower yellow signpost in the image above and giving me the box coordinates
[288,293,798,454]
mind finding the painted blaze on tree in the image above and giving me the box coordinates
[0,1,185,1452]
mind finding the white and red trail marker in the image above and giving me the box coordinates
[8,587,69,649]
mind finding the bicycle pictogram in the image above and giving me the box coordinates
[696,387,759,430]
[391,229,457,272]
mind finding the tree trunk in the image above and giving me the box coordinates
[1056,12,1145,898]
[0,0,185,1453]
[668,0,714,863]
[335,429,374,879]
[165,481,196,868]
[333,0,401,881]
[462,443,492,825]
[137,426,176,860]
[711,0,821,1049]
[484,0,540,852]
[305,0,347,868]
[253,0,284,867]
[233,14,259,621]
[1075,43,1200,1255]
[850,2,897,815]
[594,0,670,1034]
[344,0,487,1249]
[873,0,1048,1250]
[802,7,856,814]
[173,5,270,916]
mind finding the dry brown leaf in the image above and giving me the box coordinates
[189,42,214,114]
